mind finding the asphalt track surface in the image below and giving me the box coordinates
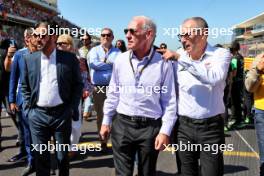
[0,111,260,176]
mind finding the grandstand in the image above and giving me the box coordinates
[0,0,99,48]
[232,12,264,57]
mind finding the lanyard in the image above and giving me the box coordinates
[129,49,155,80]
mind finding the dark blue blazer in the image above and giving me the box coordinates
[21,49,83,121]
[9,48,29,106]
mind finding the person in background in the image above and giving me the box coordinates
[230,41,245,128]
[9,27,38,176]
[79,33,93,120]
[89,27,120,152]
[57,34,93,159]
[0,31,23,155]
[245,53,264,176]
[115,39,127,53]
[156,42,167,54]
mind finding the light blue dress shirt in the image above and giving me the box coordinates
[175,44,231,119]
[102,48,177,136]
[89,45,120,85]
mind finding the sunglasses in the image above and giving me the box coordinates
[177,32,193,41]
[124,28,137,35]
[32,33,47,39]
[101,33,112,38]
[57,42,69,46]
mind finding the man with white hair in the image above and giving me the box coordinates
[100,16,177,175]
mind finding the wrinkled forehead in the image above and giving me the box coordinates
[101,29,112,35]
[128,19,143,30]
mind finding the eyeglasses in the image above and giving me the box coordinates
[124,28,137,35]
[57,42,69,46]
[101,33,112,38]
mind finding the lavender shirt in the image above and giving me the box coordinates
[102,48,177,136]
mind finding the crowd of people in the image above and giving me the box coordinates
[0,0,79,47]
[0,15,264,176]
[2,0,54,21]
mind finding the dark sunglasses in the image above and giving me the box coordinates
[57,42,69,46]
[177,32,192,41]
[101,33,112,38]
[124,28,137,35]
[32,33,47,39]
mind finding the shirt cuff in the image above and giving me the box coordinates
[159,120,175,136]
[102,115,113,125]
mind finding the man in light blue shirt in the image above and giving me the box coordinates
[88,28,120,151]
[100,16,177,176]
[163,17,231,176]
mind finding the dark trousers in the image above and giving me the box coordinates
[18,104,34,164]
[223,83,231,126]
[93,86,107,139]
[111,113,161,176]
[29,105,71,176]
[175,115,225,176]
[243,88,253,118]
[231,81,243,123]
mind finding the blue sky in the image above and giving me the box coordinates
[58,0,264,49]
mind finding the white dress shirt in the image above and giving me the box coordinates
[37,49,63,107]
[176,44,231,119]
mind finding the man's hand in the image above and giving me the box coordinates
[100,124,111,141]
[256,53,264,72]
[7,46,17,56]
[4,46,17,71]
[10,103,19,113]
[162,50,180,61]
[155,133,170,151]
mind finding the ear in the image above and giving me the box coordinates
[146,30,153,40]
[202,34,208,41]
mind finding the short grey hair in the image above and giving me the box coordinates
[101,27,114,36]
[183,17,209,29]
[24,27,34,37]
[132,16,157,35]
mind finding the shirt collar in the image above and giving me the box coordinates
[183,43,214,62]
[41,49,56,59]
[131,47,154,61]
[100,44,114,53]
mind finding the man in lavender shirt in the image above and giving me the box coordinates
[100,16,177,176]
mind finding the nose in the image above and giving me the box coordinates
[126,34,132,41]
